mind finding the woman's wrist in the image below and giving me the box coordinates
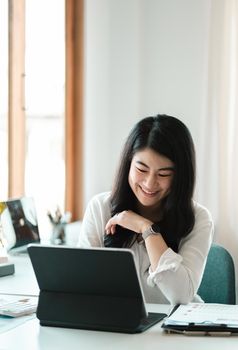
[142,224,161,240]
[140,220,153,234]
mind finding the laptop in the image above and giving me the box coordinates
[28,244,167,333]
[0,197,40,254]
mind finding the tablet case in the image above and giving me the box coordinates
[28,245,166,333]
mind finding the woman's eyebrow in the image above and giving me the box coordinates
[159,167,175,171]
[135,160,174,171]
[136,160,149,168]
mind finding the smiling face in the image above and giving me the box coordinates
[128,148,174,212]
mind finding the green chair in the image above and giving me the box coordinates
[198,243,236,304]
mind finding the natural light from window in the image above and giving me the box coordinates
[25,0,65,237]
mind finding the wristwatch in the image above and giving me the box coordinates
[142,223,161,241]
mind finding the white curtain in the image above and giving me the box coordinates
[198,0,238,301]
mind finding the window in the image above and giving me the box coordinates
[3,0,84,237]
[25,0,65,234]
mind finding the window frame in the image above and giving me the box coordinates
[8,0,26,198]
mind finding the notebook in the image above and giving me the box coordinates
[162,303,238,335]
[0,197,40,254]
[27,244,167,333]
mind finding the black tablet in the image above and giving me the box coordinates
[28,244,166,333]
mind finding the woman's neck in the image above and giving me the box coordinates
[136,202,163,223]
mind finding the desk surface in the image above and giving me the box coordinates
[0,255,238,350]
[1,253,39,296]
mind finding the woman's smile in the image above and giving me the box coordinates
[139,185,159,197]
[128,148,174,208]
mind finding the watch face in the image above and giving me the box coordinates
[151,223,161,233]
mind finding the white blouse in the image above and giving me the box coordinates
[78,192,214,305]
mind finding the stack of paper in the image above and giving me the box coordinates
[162,303,238,335]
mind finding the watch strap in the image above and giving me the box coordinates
[142,224,161,240]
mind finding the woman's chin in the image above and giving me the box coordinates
[137,195,160,208]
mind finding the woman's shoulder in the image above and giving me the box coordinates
[179,201,214,246]
[193,200,213,224]
[87,191,111,211]
[89,191,111,204]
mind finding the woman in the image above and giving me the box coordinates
[78,114,213,305]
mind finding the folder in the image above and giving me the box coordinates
[162,303,238,335]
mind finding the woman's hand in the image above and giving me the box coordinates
[105,210,168,271]
[105,210,152,235]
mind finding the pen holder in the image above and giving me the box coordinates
[50,223,66,245]
[47,208,71,245]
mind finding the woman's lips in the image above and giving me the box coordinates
[139,186,159,196]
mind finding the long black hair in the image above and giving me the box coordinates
[104,114,196,252]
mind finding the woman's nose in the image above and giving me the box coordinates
[143,173,157,189]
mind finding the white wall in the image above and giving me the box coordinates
[83,0,211,208]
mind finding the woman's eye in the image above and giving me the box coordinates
[136,167,147,173]
[158,172,173,178]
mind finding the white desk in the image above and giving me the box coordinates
[0,255,237,350]
[0,254,39,296]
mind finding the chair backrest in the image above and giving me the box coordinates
[198,243,236,304]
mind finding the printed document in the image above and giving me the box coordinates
[164,303,238,327]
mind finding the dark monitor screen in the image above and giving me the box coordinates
[0,197,40,251]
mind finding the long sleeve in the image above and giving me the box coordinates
[78,192,111,248]
[78,194,214,305]
[146,202,214,305]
